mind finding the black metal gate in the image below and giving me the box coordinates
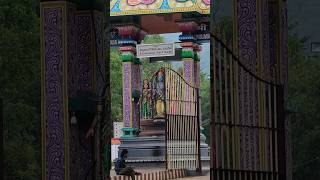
[210,34,286,180]
[150,67,201,171]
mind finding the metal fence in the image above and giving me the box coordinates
[210,34,286,180]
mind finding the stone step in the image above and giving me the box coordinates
[110,169,187,180]
[139,130,165,137]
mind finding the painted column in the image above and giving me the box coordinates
[40,1,76,179]
[235,0,272,172]
[41,1,106,179]
[117,25,146,138]
[178,21,198,86]
[235,5,259,172]
[66,10,105,180]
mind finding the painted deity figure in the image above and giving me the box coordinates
[155,69,165,118]
[142,79,152,119]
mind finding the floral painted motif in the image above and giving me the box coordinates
[120,0,163,11]
[112,0,210,16]
[168,0,195,8]
[202,0,210,5]
[128,0,156,6]
[198,0,210,13]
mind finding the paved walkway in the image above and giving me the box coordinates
[177,171,210,180]
[177,175,210,180]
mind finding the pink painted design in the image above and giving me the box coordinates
[177,21,198,33]
[116,25,139,38]
[127,0,156,6]
[202,0,210,5]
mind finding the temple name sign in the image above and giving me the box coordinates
[137,43,175,58]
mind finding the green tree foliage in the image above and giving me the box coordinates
[200,72,211,144]
[0,0,40,179]
[286,33,320,180]
[110,49,123,122]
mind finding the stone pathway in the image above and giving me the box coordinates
[177,176,210,180]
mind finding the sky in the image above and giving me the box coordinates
[161,33,211,75]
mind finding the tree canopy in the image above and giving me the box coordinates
[0,0,40,179]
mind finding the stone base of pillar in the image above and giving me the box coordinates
[116,136,210,167]
[121,127,140,138]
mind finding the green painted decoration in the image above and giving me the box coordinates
[181,49,194,59]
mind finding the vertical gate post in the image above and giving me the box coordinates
[0,98,3,179]
[276,86,286,180]
[196,89,202,175]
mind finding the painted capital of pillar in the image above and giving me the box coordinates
[178,21,198,86]
[116,25,146,137]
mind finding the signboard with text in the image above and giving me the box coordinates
[137,43,175,58]
[110,27,119,47]
[194,22,210,42]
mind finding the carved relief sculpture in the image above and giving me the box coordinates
[155,68,165,118]
[142,79,152,119]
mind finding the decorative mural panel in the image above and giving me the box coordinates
[237,0,257,72]
[123,63,132,127]
[121,0,163,11]
[110,0,210,16]
[77,13,94,92]
[42,5,66,180]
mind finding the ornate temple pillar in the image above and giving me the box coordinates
[178,21,198,86]
[40,1,76,179]
[116,25,146,138]
[76,10,105,93]
[41,0,106,179]
[72,9,105,180]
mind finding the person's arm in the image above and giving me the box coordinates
[121,158,126,168]
[85,115,97,139]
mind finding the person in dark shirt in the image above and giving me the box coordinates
[115,149,141,180]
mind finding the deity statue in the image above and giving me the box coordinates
[142,79,152,119]
[155,68,165,118]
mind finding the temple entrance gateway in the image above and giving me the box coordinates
[40,0,290,179]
